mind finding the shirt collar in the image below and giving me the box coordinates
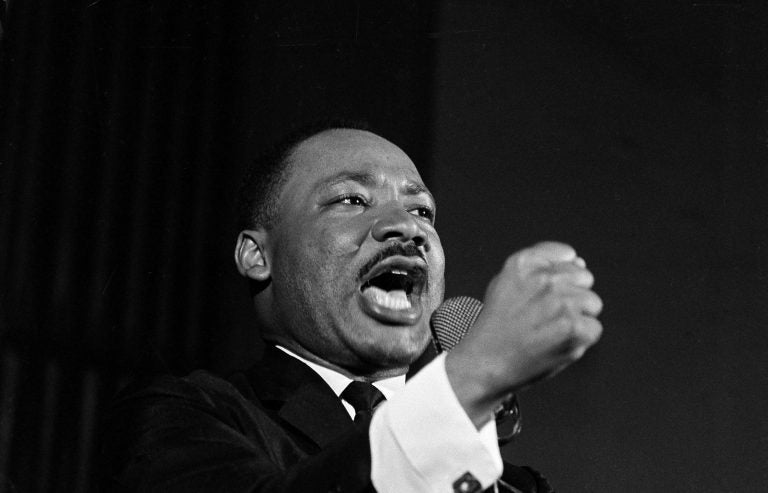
[275,345,405,401]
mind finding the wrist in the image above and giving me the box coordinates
[445,350,507,429]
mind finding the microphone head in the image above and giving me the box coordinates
[429,296,483,353]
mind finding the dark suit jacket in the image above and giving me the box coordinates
[102,345,552,492]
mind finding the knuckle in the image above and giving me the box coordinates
[531,271,552,292]
[561,295,580,315]
[503,253,520,271]
[568,289,602,316]
[569,346,588,361]
[553,313,576,339]
[589,318,604,342]
[535,241,576,260]
[575,317,602,348]
[514,245,543,269]
[574,316,594,342]
[556,264,593,287]
[516,249,535,271]
[588,291,604,314]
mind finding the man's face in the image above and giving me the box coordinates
[261,129,445,376]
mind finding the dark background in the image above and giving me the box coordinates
[1,1,766,491]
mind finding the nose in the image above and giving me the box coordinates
[371,206,427,248]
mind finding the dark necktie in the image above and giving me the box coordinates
[341,381,386,425]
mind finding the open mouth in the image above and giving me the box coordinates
[358,257,427,323]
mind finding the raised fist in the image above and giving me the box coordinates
[446,242,603,427]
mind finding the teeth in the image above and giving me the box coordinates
[363,286,412,310]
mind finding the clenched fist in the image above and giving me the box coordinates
[445,242,603,427]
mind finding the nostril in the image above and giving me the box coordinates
[377,229,427,251]
[371,208,427,244]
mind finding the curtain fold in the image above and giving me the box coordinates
[0,2,437,491]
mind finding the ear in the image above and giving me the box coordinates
[234,229,271,282]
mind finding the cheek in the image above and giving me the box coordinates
[282,216,362,261]
[305,220,369,274]
[327,216,370,250]
[295,221,367,286]
[428,236,446,286]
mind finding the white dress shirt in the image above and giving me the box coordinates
[276,346,503,492]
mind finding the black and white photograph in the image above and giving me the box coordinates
[1,1,766,491]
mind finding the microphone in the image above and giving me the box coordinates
[429,296,522,443]
[429,296,483,353]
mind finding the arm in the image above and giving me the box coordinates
[103,355,548,493]
[368,242,597,493]
[102,373,373,493]
[104,242,598,493]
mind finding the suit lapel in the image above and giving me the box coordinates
[242,341,440,448]
[244,345,353,449]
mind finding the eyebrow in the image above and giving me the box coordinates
[319,170,435,202]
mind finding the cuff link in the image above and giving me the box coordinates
[453,471,482,493]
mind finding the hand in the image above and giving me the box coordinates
[445,242,603,427]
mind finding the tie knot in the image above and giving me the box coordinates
[341,381,386,415]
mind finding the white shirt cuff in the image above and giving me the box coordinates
[369,353,503,492]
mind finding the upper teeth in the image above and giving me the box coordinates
[390,269,408,275]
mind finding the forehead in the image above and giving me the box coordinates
[283,129,426,192]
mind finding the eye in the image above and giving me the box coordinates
[334,194,369,207]
[410,205,435,222]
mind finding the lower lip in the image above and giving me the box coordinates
[357,289,423,325]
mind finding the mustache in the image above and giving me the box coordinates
[357,243,426,281]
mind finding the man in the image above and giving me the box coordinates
[103,122,602,492]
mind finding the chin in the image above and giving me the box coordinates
[360,326,432,369]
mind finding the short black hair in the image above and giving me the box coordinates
[235,118,372,231]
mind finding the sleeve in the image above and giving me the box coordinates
[369,353,504,493]
[100,373,373,493]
